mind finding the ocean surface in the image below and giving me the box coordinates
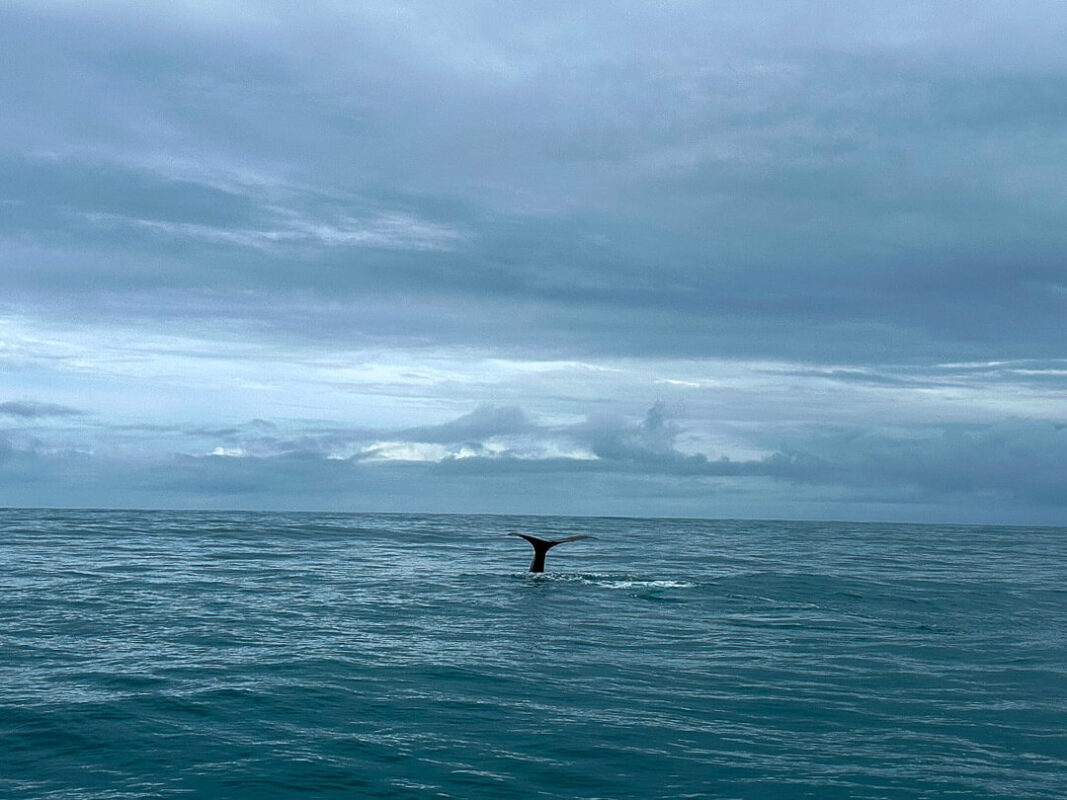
[2,510,1065,799]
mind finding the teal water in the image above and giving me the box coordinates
[2,509,1065,799]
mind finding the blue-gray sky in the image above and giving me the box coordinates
[2,1,1066,523]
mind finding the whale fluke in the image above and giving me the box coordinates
[508,532,596,573]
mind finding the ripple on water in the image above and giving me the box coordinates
[1,510,1065,799]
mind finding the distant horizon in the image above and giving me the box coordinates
[3,504,1062,531]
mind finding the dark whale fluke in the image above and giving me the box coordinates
[508,532,596,573]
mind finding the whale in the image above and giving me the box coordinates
[508,532,596,573]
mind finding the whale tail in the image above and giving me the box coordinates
[508,532,596,573]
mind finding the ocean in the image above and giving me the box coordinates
[2,509,1065,799]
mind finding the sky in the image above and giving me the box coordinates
[2,1,1066,523]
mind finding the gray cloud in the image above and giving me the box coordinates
[397,405,530,444]
[765,420,1067,507]
[9,403,1063,518]
[374,407,1067,512]
[3,2,1066,363]
[3,406,1064,523]
[0,401,84,419]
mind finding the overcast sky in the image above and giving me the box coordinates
[2,1,1065,523]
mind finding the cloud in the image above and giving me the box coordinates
[130,404,1067,507]
[3,2,1067,364]
[396,405,530,444]
[0,400,84,419]
[372,407,1067,513]
[1,402,1064,522]
[765,419,1067,507]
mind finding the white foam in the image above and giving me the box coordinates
[589,579,694,589]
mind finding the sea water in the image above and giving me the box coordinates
[2,509,1065,799]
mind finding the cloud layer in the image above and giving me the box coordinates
[3,398,1065,524]
[2,2,1065,522]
